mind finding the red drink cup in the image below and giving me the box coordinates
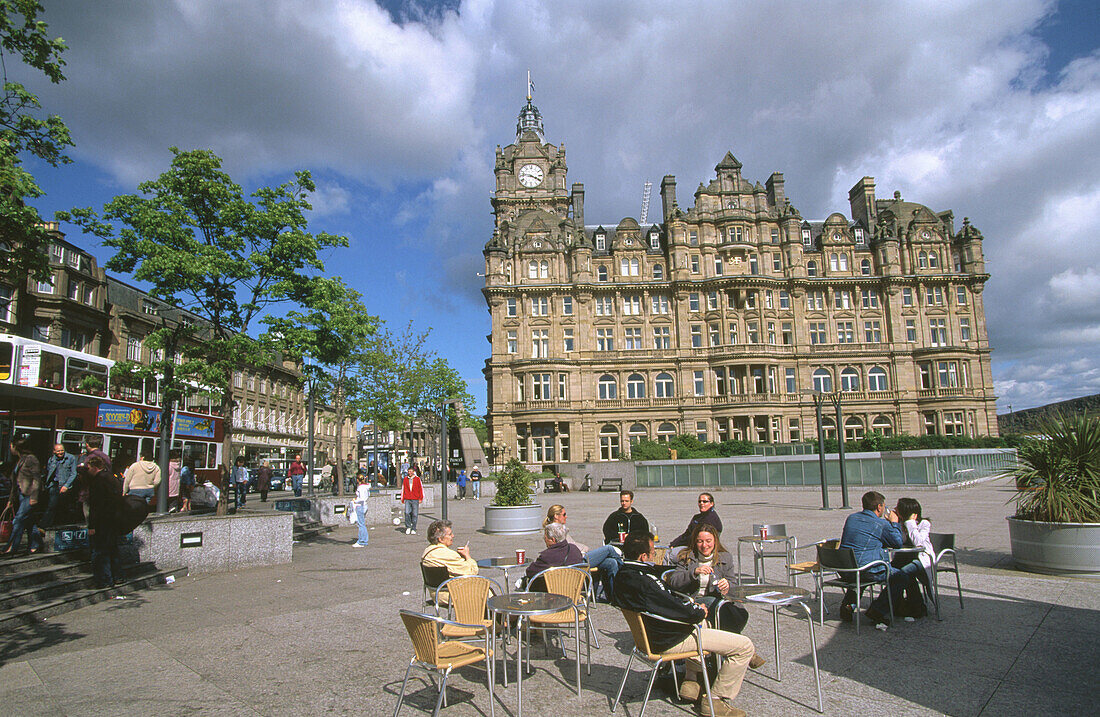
[760,526,768,540]
[516,549,525,564]
[618,531,627,543]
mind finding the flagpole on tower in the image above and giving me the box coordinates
[527,69,532,100]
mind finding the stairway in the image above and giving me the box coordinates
[0,548,182,629]
[293,517,334,542]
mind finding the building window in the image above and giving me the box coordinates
[781,322,793,345]
[872,415,893,436]
[649,231,660,249]
[690,324,702,348]
[785,367,796,393]
[938,361,959,388]
[532,329,549,357]
[83,285,95,305]
[506,330,517,354]
[943,411,965,436]
[809,322,827,344]
[624,327,642,350]
[695,421,707,442]
[532,373,551,400]
[595,233,606,250]
[929,318,947,346]
[840,367,860,392]
[749,255,759,275]
[771,228,780,244]
[836,321,854,343]
[747,321,759,343]
[652,264,664,279]
[764,290,773,309]
[598,374,617,400]
[901,287,913,307]
[506,298,517,316]
[693,370,705,396]
[714,256,724,275]
[531,296,548,316]
[855,227,866,245]
[772,253,782,271]
[767,321,777,344]
[709,322,721,346]
[628,423,648,446]
[37,277,55,294]
[928,251,939,269]
[247,375,255,391]
[918,251,928,269]
[562,296,573,315]
[528,261,538,279]
[801,227,812,245]
[960,317,971,342]
[688,293,700,312]
[788,417,801,442]
[599,425,620,460]
[0,285,12,322]
[860,258,871,275]
[655,372,674,398]
[864,320,882,343]
[868,366,888,391]
[689,230,698,246]
[956,286,968,305]
[926,286,945,306]
[558,373,567,400]
[845,416,865,440]
[653,326,670,349]
[651,294,669,314]
[690,255,700,274]
[516,376,524,402]
[806,260,817,277]
[596,328,614,351]
[67,280,81,300]
[834,290,852,310]
[595,296,613,316]
[626,373,645,399]
[906,319,917,342]
[50,243,64,262]
[745,291,757,310]
[923,412,938,436]
[620,257,639,276]
[707,291,719,310]
[623,295,641,315]
[860,289,879,308]
[596,265,608,282]
[812,368,833,393]
[779,290,790,309]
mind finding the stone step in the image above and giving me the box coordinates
[0,559,92,594]
[0,564,184,630]
[0,561,162,611]
[0,549,88,577]
[293,522,334,542]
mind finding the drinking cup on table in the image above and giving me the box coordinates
[760,526,768,540]
[516,548,525,564]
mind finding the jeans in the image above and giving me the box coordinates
[41,482,61,529]
[355,504,369,545]
[90,527,122,587]
[292,475,303,497]
[5,491,42,553]
[845,560,924,616]
[472,480,480,499]
[587,544,622,598]
[235,482,248,506]
[457,484,466,499]
[127,488,154,500]
[404,500,419,531]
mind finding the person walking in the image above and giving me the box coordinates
[401,467,423,535]
[351,474,370,547]
[456,469,467,500]
[233,458,249,508]
[470,466,481,500]
[122,452,161,504]
[288,454,306,497]
[167,450,181,513]
[3,434,43,556]
[83,455,124,587]
[42,443,77,530]
[179,459,196,512]
[255,460,273,502]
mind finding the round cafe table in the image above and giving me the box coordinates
[488,592,578,717]
[477,556,529,593]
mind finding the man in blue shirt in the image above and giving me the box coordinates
[42,443,77,530]
[839,490,922,625]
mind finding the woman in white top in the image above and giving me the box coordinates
[896,496,934,619]
[352,475,370,547]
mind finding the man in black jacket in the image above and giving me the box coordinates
[601,490,649,545]
[613,532,753,717]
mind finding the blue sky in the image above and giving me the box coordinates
[21,0,1100,415]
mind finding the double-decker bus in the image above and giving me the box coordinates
[0,334,223,480]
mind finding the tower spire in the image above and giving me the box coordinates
[527,69,533,101]
[516,71,544,140]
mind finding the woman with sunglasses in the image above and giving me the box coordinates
[668,492,723,551]
[543,504,589,554]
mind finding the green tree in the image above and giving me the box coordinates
[61,148,348,513]
[265,277,379,495]
[0,0,72,284]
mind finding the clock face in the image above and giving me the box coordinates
[518,163,544,188]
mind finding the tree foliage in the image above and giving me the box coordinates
[1012,413,1100,523]
[0,0,72,283]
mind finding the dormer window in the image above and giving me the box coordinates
[595,233,606,250]
[801,228,812,246]
[854,227,866,245]
[649,232,659,249]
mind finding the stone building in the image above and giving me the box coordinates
[483,96,998,463]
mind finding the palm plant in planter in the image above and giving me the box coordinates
[1008,413,1100,574]
[484,458,541,535]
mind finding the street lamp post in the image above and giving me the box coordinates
[439,399,461,520]
[807,391,830,510]
[827,391,851,509]
[304,355,315,498]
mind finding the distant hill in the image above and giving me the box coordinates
[998,393,1100,434]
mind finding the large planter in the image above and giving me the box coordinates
[483,504,543,535]
[1007,516,1100,575]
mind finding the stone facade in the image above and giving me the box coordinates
[483,98,998,464]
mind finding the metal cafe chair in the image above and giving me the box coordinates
[749,523,797,583]
[930,532,963,620]
[394,610,495,717]
[521,566,594,694]
[816,544,894,635]
[421,563,450,606]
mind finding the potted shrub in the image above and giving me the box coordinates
[483,458,542,535]
[1007,413,1100,574]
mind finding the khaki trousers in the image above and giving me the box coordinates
[663,628,754,701]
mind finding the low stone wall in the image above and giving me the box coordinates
[312,486,437,526]
[129,512,294,574]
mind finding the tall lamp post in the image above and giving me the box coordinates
[305,355,316,497]
[804,390,831,510]
[803,388,852,510]
[439,399,461,520]
[825,390,851,509]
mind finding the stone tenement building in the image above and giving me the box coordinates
[482,97,998,464]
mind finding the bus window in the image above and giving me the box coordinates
[207,443,218,469]
[146,377,160,407]
[110,436,140,472]
[180,441,207,469]
[0,341,12,381]
[38,350,65,390]
[109,369,143,403]
[59,431,92,457]
[67,358,109,396]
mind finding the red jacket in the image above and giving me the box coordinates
[401,474,423,501]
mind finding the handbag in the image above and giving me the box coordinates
[346,503,357,525]
[0,503,13,544]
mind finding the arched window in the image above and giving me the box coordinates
[652,263,664,280]
[829,254,838,271]
[628,423,647,445]
[840,367,860,392]
[819,415,836,440]
[806,260,817,277]
[839,253,848,271]
[599,424,620,460]
[597,266,608,282]
[927,251,938,269]
[871,414,894,437]
[657,422,677,443]
[845,416,865,440]
[626,373,645,399]
[539,260,549,278]
[654,372,674,398]
[918,251,928,269]
[598,374,617,400]
[860,258,871,276]
[528,261,538,279]
[868,366,888,392]
[812,368,833,393]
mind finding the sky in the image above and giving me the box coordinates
[18,0,1100,416]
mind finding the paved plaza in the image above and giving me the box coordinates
[1,478,1097,716]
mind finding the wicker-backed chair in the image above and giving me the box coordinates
[786,539,838,617]
[817,544,894,634]
[434,575,501,637]
[394,610,494,717]
[522,566,593,694]
[930,532,963,619]
[611,608,716,717]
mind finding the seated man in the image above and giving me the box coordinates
[593,490,650,600]
[524,522,583,591]
[613,532,754,717]
[421,519,478,578]
[839,490,923,625]
[669,492,723,551]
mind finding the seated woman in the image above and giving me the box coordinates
[668,492,723,554]
[524,522,584,590]
[895,496,933,619]
[544,504,589,554]
[421,519,478,577]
